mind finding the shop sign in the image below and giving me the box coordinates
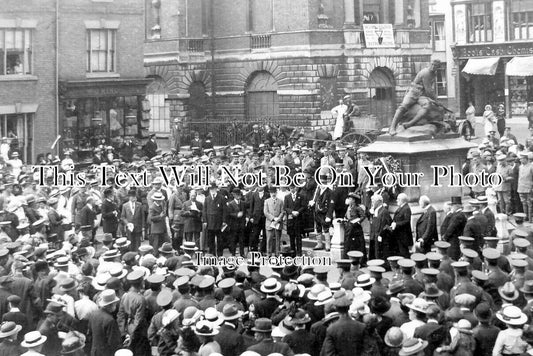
[454,43,533,58]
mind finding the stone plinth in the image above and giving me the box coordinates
[331,219,345,261]
[358,133,477,203]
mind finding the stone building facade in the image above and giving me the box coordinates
[144,0,433,141]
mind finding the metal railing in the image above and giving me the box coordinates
[181,116,309,146]
[187,38,204,52]
[251,34,271,49]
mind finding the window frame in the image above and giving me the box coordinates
[86,29,117,73]
[511,11,533,40]
[0,113,33,163]
[435,67,447,98]
[467,2,493,43]
[0,28,33,76]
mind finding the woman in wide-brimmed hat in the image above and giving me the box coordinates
[493,306,530,356]
[194,320,221,356]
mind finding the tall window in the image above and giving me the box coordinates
[435,68,447,98]
[0,29,32,75]
[432,19,446,51]
[146,77,169,133]
[86,29,116,73]
[0,114,33,163]
[468,3,493,42]
[512,11,533,40]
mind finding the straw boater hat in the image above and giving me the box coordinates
[21,331,47,348]
[260,277,282,294]
[0,321,22,339]
[354,274,375,288]
[496,305,528,326]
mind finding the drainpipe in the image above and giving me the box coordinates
[209,0,216,119]
[55,0,60,156]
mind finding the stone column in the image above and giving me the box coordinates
[331,219,345,261]
[344,0,355,28]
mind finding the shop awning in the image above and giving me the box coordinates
[506,56,533,76]
[462,57,500,75]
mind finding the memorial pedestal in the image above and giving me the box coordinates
[358,133,477,203]
[331,219,345,261]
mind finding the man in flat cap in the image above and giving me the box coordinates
[117,271,150,355]
[323,295,368,356]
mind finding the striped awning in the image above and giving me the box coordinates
[462,57,500,75]
[506,56,533,76]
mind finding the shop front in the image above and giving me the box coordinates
[460,56,505,115]
[59,78,152,163]
[453,42,533,118]
[506,56,533,116]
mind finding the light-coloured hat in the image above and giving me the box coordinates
[496,305,528,325]
[406,298,429,314]
[98,289,120,307]
[21,331,47,348]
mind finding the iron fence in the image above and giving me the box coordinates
[181,116,310,147]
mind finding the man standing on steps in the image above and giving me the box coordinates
[389,60,441,136]
[310,176,333,251]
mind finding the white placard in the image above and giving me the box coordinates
[493,1,505,43]
[363,24,395,48]
[454,4,467,45]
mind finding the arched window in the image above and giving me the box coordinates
[246,71,279,120]
[368,67,395,127]
[188,81,207,121]
[146,76,170,133]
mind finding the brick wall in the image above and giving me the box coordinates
[0,0,57,162]
[59,0,145,80]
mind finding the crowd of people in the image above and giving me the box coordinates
[0,115,533,356]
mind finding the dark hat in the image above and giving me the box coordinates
[222,304,243,321]
[7,294,21,304]
[44,300,65,314]
[423,283,443,298]
[333,295,352,308]
[282,264,299,278]
[474,302,493,323]
[60,336,85,355]
[291,309,312,325]
[158,242,175,254]
[369,296,391,314]
[386,280,405,295]
[499,282,519,301]
[336,259,352,269]
[520,280,533,295]
[102,233,114,243]
[252,318,273,332]
[451,196,462,205]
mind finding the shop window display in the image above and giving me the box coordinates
[62,96,141,163]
